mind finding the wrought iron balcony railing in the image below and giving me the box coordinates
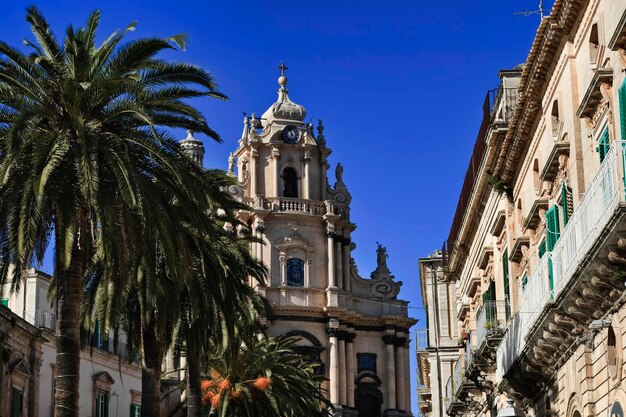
[497,141,625,377]
[475,300,509,350]
[415,329,428,352]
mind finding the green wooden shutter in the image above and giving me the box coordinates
[1,298,8,307]
[545,205,560,251]
[618,80,626,140]
[561,182,569,226]
[130,404,140,417]
[597,128,610,162]
[538,239,546,258]
[502,249,511,320]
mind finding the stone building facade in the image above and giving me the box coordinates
[208,67,416,417]
[422,1,626,417]
[1,270,142,417]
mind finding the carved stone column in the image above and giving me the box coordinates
[338,331,347,405]
[326,228,336,289]
[327,323,341,405]
[346,332,356,408]
[383,333,397,411]
[335,236,343,291]
[404,338,411,413]
[342,238,351,291]
[272,147,280,197]
[321,154,328,201]
[395,336,407,411]
[303,150,311,200]
[255,224,265,269]
[250,148,258,197]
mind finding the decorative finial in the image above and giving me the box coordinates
[278,62,288,88]
[279,62,288,76]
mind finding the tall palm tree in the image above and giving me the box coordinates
[203,334,332,417]
[0,7,226,417]
[84,168,269,417]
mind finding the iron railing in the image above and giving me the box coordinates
[34,309,55,331]
[415,329,429,352]
[475,300,509,348]
[497,141,624,377]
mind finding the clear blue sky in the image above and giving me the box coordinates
[0,0,551,409]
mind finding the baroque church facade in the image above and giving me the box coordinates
[182,67,416,417]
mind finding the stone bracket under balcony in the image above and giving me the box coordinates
[499,206,626,399]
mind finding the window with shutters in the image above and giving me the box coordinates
[545,206,560,295]
[95,390,109,417]
[560,182,573,226]
[10,388,23,417]
[597,127,610,163]
[620,79,626,140]
[521,274,528,292]
[357,353,377,373]
[130,404,141,417]
[502,250,511,320]
[538,239,546,258]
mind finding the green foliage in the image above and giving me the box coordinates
[203,334,332,417]
[486,173,512,199]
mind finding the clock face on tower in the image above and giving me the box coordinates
[281,125,300,144]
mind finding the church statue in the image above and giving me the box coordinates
[376,243,388,270]
[335,162,344,183]
[228,152,235,174]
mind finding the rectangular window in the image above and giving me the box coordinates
[502,250,511,320]
[618,80,626,140]
[545,205,560,251]
[357,353,377,373]
[95,390,109,417]
[10,388,23,417]
[597,127,610,162]
[130,404,141,417]
[561,182,573,226]
[1,298,8,307]
[538,239,546,258]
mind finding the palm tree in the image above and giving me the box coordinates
[84,168,269,417]
[203,334,332,417]
[0,7,226,417]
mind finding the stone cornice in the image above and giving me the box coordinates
[494,0,590,185]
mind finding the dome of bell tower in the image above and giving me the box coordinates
[261,63,306,124]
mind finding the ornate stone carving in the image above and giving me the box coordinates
[370,244,402,299]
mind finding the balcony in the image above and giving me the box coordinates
[445,356,470,415]
[415,329,428,352]
[34,309,56,331]
[475,300,508,358]
[497,141,626,395]
[263,197,327,215]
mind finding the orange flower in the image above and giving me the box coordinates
[218,379,231,391]
[201,380,214,391]
[253,376,271,391]
[211,393,221,408]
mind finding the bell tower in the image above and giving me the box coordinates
[228,65,415,416]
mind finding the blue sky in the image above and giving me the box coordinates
[0,0,551,409]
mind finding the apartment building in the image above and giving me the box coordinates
[424,1,626,416]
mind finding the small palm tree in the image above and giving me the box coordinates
[203,334,332,417]
[0,7,225,417]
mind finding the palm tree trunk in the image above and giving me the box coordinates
[53,219,86,417]
[186,347,202,417]
[141,317,163,417]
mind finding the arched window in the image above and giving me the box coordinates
[533,159,541,195]
[551,100,560,138]
[286,258,304,287]
[608,326,617,376]
[282,167,298,198]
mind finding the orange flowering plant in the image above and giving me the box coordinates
[202,335,331,417]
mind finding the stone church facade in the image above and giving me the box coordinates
[183,67,416,417]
